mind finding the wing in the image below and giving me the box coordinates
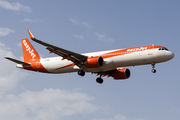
[5,57,31,67]
[27,29,87,67]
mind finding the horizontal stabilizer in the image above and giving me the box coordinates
[5,57,31,67]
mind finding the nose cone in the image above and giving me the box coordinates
[171,52,175,59]
[168,51,175,60]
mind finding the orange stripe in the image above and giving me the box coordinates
[55,61,80,71]
[101,45,164,59]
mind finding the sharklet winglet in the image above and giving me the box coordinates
[27,29,34,39]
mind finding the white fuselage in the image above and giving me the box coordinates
[39,47,174,74]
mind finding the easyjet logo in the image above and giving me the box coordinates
[127,47,148,52]
[23,40,36,59]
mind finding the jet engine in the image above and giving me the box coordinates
[112,68,130,80]
[86,56,104,68]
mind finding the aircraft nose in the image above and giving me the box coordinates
[171,52,175,59]
[168,51,175,60]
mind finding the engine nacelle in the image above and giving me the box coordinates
[113,68,130,80]
[86,56,104,68]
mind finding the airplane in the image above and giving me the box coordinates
[5,30,174,84]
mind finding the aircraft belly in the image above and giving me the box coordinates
[52,66,77,74]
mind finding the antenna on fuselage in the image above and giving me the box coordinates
[152,44,154,48]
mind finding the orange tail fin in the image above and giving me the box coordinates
[21,38,40,62]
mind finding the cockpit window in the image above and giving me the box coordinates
[164,48,169,51]
[159,48,169,51]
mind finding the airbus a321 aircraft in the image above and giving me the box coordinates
[5,30,174,84]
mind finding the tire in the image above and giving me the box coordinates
[78,70,85,76]
[152,69,156,73]
[96,78,103,84]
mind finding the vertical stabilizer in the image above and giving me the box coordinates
[21,38,40,62]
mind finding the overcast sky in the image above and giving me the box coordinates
[0,0,179,120]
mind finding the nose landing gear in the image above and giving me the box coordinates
[152,69,156,73]
[151,63,156,73]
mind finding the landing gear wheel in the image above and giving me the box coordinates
[96,77,103,84]
[151,63,156,73]
[152,69,156,73]
[78,70,85,76]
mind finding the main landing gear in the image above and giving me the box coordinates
[77,70,104,84]
[78,70,85,76]
[96,77,103,84]
[151,63,156,73]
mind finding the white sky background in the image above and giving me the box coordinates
[0,0,179,120]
